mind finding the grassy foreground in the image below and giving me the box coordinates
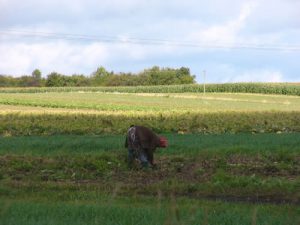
[0,133,299,224]
[1,133,299,201]
[0,197,299,225]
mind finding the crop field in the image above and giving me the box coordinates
[1,82,300,95]
[0,92,300,136]
[0,92,300,112]
[0,86,299,224]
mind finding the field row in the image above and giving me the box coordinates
[0,92,299,112]
[0,83,300,95]
[0,111,299,135]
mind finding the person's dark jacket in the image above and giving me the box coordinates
[125,126,160,165]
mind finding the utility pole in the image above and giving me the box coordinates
[203,70,206,95]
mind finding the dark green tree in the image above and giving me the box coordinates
[91,66,112,86]
[139,66,196,85]
[32,69,42,80]
[176,67,196,84]
[46,72,65,87]
[0,75,18,87]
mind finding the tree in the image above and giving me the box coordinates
[0,66,196,87]
[0,75,18,87]
[140,66,196,85]
[32,69,42,80]
[30,69,43,86]
[46,72,65,87]
[91,66,111,86]
[176,67,196,84]
[69,74,91,86]
[142,66,161,85]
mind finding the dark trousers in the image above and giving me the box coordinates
[128,148,149,167]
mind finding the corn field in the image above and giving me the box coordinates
[0,83,299,95]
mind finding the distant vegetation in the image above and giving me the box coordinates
[1,83,299,96]
[1,66,299,95]
[0,66,195,87]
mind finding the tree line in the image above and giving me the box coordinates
[0,66,196,87]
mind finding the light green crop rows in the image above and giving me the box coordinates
[0,92,299,112]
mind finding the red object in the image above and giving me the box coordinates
[159,136,168,148]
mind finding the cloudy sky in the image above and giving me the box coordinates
[0,0,299,83]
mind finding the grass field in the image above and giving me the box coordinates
[0,87,299,224]
[1,197,299,225]
[0,133,299,225]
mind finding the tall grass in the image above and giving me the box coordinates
[1,197,298,225]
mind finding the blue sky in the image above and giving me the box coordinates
[0,0,299,83]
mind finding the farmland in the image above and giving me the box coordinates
[0,85,299,224]
[1,82,300,95]
[0,92,300,136]
[0,133,300,224]
[1,92,300,112]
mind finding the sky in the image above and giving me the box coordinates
[0,0,299,83]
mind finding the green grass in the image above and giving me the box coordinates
[0,197,299,225]
[0,88,299,224]
[0,134,299,204]
[0,134,299,224]
[0,133,299,156]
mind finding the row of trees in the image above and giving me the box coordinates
[0,66,196,87]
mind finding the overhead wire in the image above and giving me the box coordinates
[1,29,300,51]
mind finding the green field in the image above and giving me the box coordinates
[0,134,299,225]
[0,86,299,224]
[0,92,300,112]
[1,197,298,225]
[0,92,300,135]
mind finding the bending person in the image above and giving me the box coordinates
[125,125,167,168]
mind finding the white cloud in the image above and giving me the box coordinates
[0,0,299,82]
[188,1,257,45]
[192,62,286,83]
[0,42,108,76]
[0,40,178,76]
[229,70,283,82]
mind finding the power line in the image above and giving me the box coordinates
[1,29,300,51]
